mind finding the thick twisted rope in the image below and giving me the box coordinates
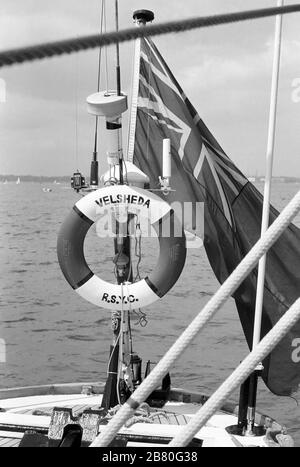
[170,298,300,446]
[1,5,300,68]
[90,190,300,447]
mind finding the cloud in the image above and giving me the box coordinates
[0,14,93,50]
[0,0,299,177]
[178,36,299,94]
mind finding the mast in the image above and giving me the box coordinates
[247,0,284,435]
[100,1,133,410]
[101,9,155,410]
[88,7,154,411]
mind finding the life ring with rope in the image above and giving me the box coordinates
[57,185,186,311]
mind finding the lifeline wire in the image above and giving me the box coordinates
[0,5,300,68]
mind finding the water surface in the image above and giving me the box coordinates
[0,181,299,445]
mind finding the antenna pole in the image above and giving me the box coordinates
[115,0,121,96]
[90,0,106,187]
[246,0,284,435]
[114,0,124,185]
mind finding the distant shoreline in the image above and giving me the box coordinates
[1,175,300,184]
[0,175,71,183]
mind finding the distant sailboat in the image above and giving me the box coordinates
[16,177,20,184]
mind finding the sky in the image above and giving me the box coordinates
[0,0,299,177]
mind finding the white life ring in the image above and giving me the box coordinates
[57,185,186,311]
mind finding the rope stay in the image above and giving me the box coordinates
[1,5,300,68]
[89,189,300,447]
[169,298,300,446]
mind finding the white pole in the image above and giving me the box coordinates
[127,21,142,162]
[252,0,284,349]
[127,10,154,162]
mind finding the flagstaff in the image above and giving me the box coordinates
[246,0,285,436]
[252,0,284,349]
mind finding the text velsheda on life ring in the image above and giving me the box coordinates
[57,185,186,311]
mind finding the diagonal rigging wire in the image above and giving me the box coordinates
[1,5,300,68]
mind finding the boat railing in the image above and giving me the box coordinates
[90,189,300,447]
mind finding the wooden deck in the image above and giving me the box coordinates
[0,438,21,447]
[0,384,285,447]
[0,431,22,447]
